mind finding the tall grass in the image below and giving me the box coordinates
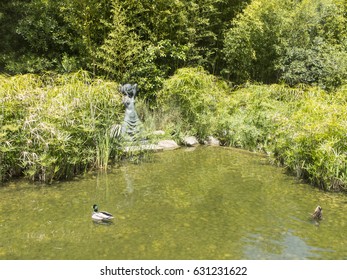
[156,67,230,141]
[223,83,347,191]
[2,67,347,191]
[155,68,347,191]
[0,71,123,183]
[272,86,347,191]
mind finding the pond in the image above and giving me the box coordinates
[0,146,346,260]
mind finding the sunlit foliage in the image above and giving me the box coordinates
[223,0,347,89]
[0,72,122,182]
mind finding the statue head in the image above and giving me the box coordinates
[120,83,138,98]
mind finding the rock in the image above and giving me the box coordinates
[123,144,163,153]
[157,140,180,150]
[152,130,165,136]
[182,136,199,147]
[204,136,220,146]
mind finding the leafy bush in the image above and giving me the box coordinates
[220,84,290,150]
[0,71,123,183]
[156,67,230,140]
[223,0,347,89]
[225,83,347,191]
[273,88,347,190]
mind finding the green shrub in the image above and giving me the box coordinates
[156,67,230,140]
[0,71,123,183]
[273,88,347,190]
[225,83,347,191]
[220,84,290,151]
[223,0,347,89]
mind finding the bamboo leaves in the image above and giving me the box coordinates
[0,72,122,183]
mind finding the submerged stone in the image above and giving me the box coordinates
[123,143,163,152]
[152,130,165,136]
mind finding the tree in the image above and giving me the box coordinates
[95,3,143,81]
[223,0,347,89]
[1,0,112,73]
[57,0,113,72]
[275,0,347,89]
[1,0,249,83]
[0,0,36,72]
[95,0,250,93]
[223,0,293,83]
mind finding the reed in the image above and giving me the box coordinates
[157,67,230,140]
[0,71,123,183]
[2,68,347,191]
[224,83,347,191]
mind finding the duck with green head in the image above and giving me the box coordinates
[92,204,114,222]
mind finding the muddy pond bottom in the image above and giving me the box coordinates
[1,146,347,259]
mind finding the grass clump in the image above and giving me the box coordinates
[2,67,347,192]
[156,67,230,141]
[0,71,123,183]
[273,87,347,191]
[224,83,347,191]
[148,68,347,191]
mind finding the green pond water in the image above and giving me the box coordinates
[1,146,347,260]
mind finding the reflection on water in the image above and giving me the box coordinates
[0,146,347,259]
[243,230,334,259]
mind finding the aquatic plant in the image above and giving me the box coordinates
[272,87,347,191]
[2,68,347,192]
[0,71,123,183]
[156,67,230,141]
[224,83,347,191]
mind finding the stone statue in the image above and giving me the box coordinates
[120,83,141,137]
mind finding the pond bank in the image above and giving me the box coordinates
[2,69,347,192]
[156,68,347,192]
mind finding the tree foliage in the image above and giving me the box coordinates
[1,0,347,90]
[223,0,347,88]
[95,3,144,81]
[0,0,249,91]
[1,0,112,73]
[157,67,230,139]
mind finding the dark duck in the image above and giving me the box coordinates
[312,205,323,220]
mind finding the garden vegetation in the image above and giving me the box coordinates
[1,0,347,191]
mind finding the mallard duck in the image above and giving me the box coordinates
[92,204,114,221]
[312,205,323,220]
